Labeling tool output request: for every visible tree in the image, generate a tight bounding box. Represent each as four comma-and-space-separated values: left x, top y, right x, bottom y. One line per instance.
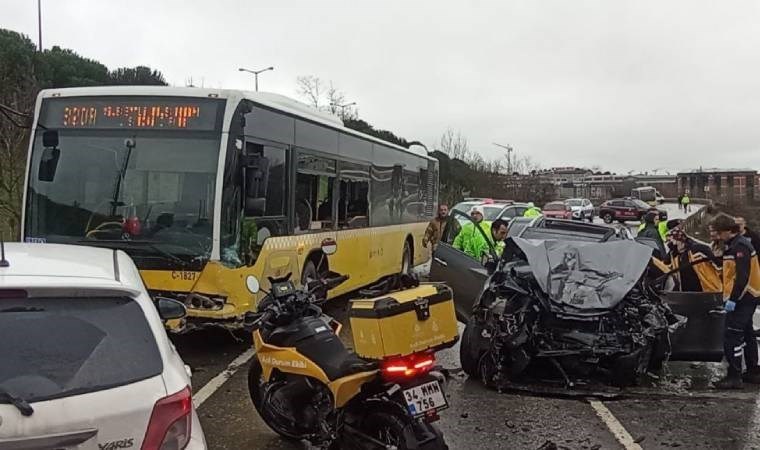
109, 66, 167, 85
295, 75, 408, 146
438, 128, 470, 161
0, 29, 38, 237
35, 45, 110, 88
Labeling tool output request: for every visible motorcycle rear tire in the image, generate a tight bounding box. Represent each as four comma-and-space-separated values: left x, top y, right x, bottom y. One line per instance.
357, 411, 448, 450
247, 359, 305, 441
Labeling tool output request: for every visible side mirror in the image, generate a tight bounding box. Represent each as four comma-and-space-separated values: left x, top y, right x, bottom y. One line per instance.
246, 275, 260, 294
156, 298, 187, 321
38, 147, 60, 182
42, 130, 59, 148
321, 238, 337, 255
245, 197, 266, 217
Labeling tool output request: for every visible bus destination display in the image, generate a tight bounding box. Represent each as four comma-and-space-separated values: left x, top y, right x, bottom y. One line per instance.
42, 97, 222, 131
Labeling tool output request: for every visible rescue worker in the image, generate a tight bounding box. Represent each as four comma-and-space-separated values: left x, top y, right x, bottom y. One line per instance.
736, 216, 760, 264
523, 202, 542, 218
711, 215, 760, 389
638, 209, 668, 241
638, 211, 663, 245
661, 222, 721, 292
475, 218, 509, 263
681, 193, 691, 213
453, 206, 490, 258
678, 194, 684, 212
422, 204, 449, 250
452, 207, 507, 260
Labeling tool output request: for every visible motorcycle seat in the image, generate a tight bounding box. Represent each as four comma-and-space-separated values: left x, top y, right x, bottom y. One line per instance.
297, 333, 378, 381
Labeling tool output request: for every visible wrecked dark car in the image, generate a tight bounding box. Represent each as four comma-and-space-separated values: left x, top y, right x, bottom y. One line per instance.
459, 236, 683, 387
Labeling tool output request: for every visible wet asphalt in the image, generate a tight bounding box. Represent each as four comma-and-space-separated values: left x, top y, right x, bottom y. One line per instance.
172, 203, 760, 449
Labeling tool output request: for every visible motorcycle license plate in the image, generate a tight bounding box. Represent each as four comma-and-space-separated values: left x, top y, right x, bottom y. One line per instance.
402, 380, 448, 418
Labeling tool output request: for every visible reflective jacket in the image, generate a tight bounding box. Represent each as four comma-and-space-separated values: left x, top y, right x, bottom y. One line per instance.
653, 240, 722, 292
452, 221, 504, 260
523, 207, 542, 218
722, 234, 760, 301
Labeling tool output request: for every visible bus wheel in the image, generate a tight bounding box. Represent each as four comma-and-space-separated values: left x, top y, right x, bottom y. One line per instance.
302, 260, 324, 299
401, 240, 412, 275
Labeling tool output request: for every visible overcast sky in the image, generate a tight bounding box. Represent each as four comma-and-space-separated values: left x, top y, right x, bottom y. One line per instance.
3, 0, 760, 173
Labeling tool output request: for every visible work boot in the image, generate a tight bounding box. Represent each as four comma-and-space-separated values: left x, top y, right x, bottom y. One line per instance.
743, 368, 760, 384
714, 375, 744, 390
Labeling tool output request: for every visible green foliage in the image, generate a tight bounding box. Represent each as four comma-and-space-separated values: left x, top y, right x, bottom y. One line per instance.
343, 118, 409, 148
109, 66, 167, 86
36, 46, 110, 88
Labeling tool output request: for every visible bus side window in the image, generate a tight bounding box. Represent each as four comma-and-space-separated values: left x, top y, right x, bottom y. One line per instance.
295, 153, 337, 233
338, 179, 369, 229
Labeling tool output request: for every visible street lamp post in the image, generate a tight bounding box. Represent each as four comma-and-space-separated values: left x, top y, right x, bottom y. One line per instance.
330, 102, 356, 119
37, 0, 42, 51
238, 66, 274, 91
493, 143, 513, 174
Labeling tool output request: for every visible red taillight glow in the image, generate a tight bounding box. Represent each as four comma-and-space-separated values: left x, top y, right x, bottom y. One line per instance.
381, 353, 435, 381
142, 386, 192, 450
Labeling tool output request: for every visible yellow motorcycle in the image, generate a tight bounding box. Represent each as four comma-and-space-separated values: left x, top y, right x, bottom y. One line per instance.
244, 243, 449, 449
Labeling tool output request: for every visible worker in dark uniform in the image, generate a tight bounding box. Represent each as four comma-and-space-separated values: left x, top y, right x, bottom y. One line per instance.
661, 221, 721, 292
712, 215, 760, 389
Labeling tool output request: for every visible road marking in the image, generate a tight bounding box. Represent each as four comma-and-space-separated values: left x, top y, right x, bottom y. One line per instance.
588, 399, 643, 450
193, 348, 256, 408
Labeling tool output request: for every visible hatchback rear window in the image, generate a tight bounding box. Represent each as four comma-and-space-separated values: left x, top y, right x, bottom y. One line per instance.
0, 297, 162, 403
544, 203, 567, 211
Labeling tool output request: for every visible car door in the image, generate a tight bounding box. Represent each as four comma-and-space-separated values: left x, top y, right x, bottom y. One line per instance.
634, 236, 725, 361
430, 211, 491, 320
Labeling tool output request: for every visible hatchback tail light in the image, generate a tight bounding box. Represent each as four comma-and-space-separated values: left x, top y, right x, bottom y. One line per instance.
380, 353, 435, 382
142, 386, 192, 450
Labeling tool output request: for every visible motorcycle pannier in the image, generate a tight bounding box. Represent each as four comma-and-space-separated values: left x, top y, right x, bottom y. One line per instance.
349, 283, 458, 360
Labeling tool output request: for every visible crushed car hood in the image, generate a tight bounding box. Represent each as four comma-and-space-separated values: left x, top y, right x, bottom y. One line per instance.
509, 237, 653, 311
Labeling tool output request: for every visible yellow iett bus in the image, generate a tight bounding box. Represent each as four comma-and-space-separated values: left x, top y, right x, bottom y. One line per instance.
22, 87, 438, 332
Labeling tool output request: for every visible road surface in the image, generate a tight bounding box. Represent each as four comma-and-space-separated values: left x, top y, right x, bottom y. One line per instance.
174, 203, 760, 449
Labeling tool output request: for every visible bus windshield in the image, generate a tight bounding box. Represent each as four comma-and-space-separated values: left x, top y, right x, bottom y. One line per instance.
25, 129, 220, 268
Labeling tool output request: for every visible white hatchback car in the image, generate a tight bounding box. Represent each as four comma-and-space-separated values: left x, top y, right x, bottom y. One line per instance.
0, 243, 206, 449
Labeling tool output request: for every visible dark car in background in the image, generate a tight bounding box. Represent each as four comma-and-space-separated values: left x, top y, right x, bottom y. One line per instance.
598, 198, 667, 224
430, 213, 724, 364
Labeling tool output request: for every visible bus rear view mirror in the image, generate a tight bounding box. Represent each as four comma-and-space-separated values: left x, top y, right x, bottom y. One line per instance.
42, 130, 59, 148
245, 197, 266, 217
38, 147, 60, 182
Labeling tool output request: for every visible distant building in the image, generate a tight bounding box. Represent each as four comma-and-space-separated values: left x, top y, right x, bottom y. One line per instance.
677, 168, 759, 202
539, 167, 593, 185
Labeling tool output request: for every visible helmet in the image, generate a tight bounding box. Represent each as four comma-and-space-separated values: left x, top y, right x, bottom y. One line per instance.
527, 202, 535, 208
470, 205, 485, 216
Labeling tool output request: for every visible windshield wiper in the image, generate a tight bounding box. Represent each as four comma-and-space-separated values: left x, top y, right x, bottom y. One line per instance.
77, 239, 189, 267
0, 389, 34, 416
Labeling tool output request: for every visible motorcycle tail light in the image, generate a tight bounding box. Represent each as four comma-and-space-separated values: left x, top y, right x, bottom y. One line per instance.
142, 386, 192, 450
380, 353, 435, 381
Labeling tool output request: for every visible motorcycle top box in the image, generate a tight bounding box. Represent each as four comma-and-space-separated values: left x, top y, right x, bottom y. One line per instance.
349, 283, 458, 360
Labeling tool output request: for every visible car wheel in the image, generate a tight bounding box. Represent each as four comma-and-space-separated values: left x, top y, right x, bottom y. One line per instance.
603, 213, 613, 224
461, 317, 486, 378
